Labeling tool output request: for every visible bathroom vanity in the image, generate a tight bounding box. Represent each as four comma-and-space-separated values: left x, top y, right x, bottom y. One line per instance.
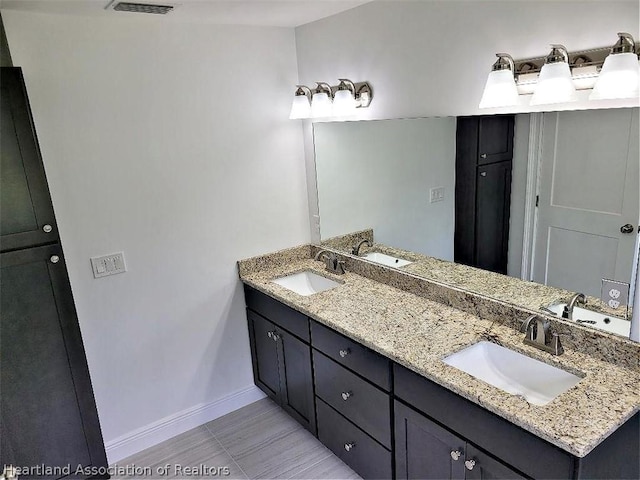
238, 245, 639, 480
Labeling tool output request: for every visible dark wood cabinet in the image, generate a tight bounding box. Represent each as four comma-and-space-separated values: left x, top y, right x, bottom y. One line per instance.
475, 161, 512, 273
244, 290, 639, 480
1, 245, 108, 476
245, 288, 316, 434
395, 400, 466, 480
1, 67, 108, 478
313, 350, 391, 448
395, 400, 525, 480
464, 445, 526, 480
477, 115, 514, 165
455, 115, 514, 274
0, 67, 58, 252
309, 320, 393, 479
316, 399, 393, 480
311, 320, 391, 391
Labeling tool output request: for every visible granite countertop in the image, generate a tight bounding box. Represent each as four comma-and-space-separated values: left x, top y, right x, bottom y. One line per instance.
238, 247, 640, 458
321, 230, 629, 320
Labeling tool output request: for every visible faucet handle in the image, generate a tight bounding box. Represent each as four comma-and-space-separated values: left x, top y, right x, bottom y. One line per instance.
550, 332, 565, 355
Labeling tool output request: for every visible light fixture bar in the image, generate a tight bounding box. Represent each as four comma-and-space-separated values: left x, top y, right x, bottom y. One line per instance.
513, 41, 640, 96
289, 79, 373, 120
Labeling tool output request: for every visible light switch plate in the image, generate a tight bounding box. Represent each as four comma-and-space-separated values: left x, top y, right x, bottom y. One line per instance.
430, 187, 445, 203
91, 252, 127, 278
601, 278, 629, 310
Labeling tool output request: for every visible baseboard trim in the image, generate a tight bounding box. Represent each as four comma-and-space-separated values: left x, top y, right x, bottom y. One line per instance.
105, 385, 266, 464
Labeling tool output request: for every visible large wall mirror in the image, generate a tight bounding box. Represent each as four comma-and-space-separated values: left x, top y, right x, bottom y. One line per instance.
313, 108, 639, 339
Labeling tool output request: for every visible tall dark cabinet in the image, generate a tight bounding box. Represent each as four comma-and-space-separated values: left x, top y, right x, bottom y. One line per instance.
454, 115, 514, 275
1, 67, 108, 477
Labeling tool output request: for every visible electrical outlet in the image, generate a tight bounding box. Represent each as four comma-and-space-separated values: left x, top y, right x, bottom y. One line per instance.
91, 252, 127, 279
601, 279, 629, 310
430, 187, 445, 203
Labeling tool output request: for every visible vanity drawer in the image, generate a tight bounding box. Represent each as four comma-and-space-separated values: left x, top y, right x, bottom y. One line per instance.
393, 363, 573, 480
316, 398, 392, 480
311, 320, 391, 391
244, 285, 309, 342
313, 350, 391, 448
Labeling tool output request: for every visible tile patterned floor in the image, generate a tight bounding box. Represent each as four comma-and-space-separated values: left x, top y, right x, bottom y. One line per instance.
113, 398, 361, 479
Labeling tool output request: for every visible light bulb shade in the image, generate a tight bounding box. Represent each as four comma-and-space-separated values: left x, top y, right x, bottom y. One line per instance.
333, 89, 357, 115
530, 62, 577, 105
479, 69, 519, 108
590, 52, 640, 100
289, 94, 311, 119
311, 92, 332, 118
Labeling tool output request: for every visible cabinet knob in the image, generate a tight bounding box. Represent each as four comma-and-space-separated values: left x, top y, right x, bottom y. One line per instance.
450, 450, 462, 461
480, 153, 487, 159
620, 223, 634, 234
341, 391, 352, 401
50, 255, 60, 264
42, 224, 53, 233
272, 333, 280, 342
344, 442, 355, 452
339, 348, 350, 358
267, 331, 273, 339
465, 459, 476, 471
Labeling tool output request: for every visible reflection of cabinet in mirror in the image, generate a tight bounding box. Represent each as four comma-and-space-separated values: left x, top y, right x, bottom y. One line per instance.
454, 115, 515, 274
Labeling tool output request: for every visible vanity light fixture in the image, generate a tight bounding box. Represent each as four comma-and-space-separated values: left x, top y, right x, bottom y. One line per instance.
288, 79, 373, 120
590, 33, 640, 100
289, 85, 312, 119
479, 33, 640, 108
332, 79, 358, 116
479, 53, 520, 108
311, 82, 334, 118
530, 45, 577, 105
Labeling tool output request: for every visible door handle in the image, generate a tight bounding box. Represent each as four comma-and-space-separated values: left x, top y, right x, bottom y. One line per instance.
620, 224, 634, 234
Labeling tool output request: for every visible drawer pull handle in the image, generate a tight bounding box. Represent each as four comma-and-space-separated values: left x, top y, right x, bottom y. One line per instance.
341, 391, 352, 401
450, 450, 462, 461
344, 442, 355, 452
339, 348, 351, 358
465, 459, 476, 471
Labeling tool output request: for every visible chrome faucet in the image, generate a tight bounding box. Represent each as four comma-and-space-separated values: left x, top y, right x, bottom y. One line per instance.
314, 249, 346, 275
351, 239, 371, 256
562, 293, 586, 320
520, 314, 564, 355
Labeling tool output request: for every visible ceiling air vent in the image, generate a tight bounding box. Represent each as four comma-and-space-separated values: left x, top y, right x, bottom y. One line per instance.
110, 2, 174, 14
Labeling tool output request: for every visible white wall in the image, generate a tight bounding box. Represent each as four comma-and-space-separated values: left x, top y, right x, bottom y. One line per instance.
2, 9, 309, 460
296, 1, 639, 121
314, 117, 455, 260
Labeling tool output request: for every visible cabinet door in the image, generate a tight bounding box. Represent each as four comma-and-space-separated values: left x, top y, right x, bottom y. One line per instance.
1, 67, 58, 252
464, 445, 526, 480
475, 160, 512, 274
247, 310, 280, 400
478, 115, 514, 165
277, 329, 316, 434
0, 244, 107, 475
395, 400, 466, 480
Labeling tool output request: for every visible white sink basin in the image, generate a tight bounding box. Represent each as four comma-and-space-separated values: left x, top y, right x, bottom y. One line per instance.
443, 341, 581, 406
545, 303, 630, 337
363, 252, 412, 268
271, 270, 341, 296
